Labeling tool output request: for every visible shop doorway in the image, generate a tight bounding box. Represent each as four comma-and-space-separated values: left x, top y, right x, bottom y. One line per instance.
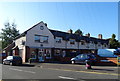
38, 48, 51, 62
38, 49, 45, 62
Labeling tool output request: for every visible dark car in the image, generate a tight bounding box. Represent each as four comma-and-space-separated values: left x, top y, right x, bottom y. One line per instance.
71, 54, 97, 65
3, 56, 22, 66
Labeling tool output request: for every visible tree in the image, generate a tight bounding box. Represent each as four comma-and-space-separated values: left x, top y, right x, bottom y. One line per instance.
74, 29, 83, 36
0, 22, 20, 49
109, 34, 120, 49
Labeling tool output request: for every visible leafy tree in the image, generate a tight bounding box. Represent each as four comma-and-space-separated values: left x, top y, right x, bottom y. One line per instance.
74, 29, 83, 36
109, 34, 120, 49
0, 22, 20, 49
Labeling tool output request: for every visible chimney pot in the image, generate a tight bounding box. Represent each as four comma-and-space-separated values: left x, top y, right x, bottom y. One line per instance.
98, 34, 102, 39
68, 29, 73, 34
86, 33, 90, 37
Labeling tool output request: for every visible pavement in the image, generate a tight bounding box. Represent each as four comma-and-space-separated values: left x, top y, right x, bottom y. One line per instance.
26, 62, 120, 74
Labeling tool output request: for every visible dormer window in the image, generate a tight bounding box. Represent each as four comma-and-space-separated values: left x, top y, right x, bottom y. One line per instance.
80, 40, 85, 45
90, 41, 94, 44
70, 39, 75, 44
56, 37, 62, 43
98, 42, 101, 47
104, 43, 107, 47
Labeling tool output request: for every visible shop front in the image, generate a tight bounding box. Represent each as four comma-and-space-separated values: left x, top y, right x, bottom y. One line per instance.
29, 47, 52, 62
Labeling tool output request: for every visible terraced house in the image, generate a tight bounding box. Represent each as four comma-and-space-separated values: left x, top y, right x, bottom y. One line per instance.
4, 21, 109, 63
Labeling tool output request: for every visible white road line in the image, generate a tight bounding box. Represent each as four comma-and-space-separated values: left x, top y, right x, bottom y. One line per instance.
9, 68, 23, 71
23, 70, 36, 74
9, 68, 36, 74
58, 76, 75, 80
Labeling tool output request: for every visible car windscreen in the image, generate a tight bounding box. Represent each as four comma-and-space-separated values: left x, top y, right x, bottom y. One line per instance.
13, 56, 21, 60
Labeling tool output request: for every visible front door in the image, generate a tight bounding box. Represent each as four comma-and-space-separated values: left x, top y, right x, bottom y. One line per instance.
38, 49, 45, 62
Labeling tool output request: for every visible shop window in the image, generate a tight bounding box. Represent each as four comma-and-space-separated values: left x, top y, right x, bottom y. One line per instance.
31, 51, 36, 59
56, 37, 62, 43
45, 49, 51, 59
70, 39, 75, 44
54, 49, 61, 56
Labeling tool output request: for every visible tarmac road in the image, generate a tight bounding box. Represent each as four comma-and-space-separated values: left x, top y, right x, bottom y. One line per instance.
1, 63, 119, 80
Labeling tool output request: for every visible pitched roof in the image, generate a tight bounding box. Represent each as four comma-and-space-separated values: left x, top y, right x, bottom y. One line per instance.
14, 21, 44, 40
49, 29, 109, 44
14, 21, 109, 44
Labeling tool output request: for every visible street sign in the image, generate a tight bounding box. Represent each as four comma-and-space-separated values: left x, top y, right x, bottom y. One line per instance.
117, 56, 120, 65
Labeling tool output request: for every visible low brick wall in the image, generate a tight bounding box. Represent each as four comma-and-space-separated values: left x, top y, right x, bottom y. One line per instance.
96, 56, 118, 65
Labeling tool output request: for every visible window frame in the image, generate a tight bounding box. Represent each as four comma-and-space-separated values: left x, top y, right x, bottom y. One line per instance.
70, 39, 75, 44
34, 35, 48, 43
55, 37, 62, 43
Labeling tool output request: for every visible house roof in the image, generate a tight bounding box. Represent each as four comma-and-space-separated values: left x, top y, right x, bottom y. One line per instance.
49, 29, 109, 44
14, 21, 109, 44
14, 21, 44, 40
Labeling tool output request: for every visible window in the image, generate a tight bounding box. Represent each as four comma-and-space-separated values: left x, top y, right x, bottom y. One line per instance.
54, 49, 61, 56
56, 37, 62, 43
98, 42, 101, 47
34, 35, 48, 43
90, 41, 94, 44
80, 40, 85, 45
104, 44, 107, 47
70, 39, 75, 44
42, 36, 48, 43
35, 35, 40, 42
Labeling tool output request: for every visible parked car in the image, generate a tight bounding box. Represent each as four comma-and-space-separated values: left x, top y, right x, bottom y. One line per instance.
71, 54, 97, 65
3, 56, 22, 66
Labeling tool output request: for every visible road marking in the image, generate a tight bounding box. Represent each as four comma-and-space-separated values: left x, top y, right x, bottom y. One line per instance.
44, 63, 118, 68
23, 70, 36, 74
58, 76, 75, 80
47, 68, 119, 76
9, 68, 23, 71
9, 68, 36, 74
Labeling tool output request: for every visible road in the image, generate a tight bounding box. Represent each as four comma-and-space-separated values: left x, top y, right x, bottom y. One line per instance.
1, 64, 119, 80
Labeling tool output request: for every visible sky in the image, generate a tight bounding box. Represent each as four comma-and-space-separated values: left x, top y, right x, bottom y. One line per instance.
0, 2, 118, 40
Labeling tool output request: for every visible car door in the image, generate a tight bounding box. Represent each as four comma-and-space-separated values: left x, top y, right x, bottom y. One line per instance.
5, 56, 12, 64
75, 55, 81, 63
80, 54, 87, 63
76, 54, 84, 63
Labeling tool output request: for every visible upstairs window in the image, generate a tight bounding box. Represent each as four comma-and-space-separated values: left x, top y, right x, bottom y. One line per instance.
56, 37, 62, 43
80, 40, 85, 45
35, 35, 40, 42
104, 44, 107, 47
90, 41, 94, 44
70, 39, 75, 44
42, 36, 48, 43
34, 35, 48, 43
98, 42, 101, 47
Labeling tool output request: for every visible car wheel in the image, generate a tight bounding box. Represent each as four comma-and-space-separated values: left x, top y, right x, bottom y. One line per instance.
71, 60, 75, 64
10, 62, 13, 66
3, 61, 6, 65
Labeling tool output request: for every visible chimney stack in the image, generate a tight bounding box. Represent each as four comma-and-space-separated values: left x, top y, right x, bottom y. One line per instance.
68, 29, 73, 34
98, 34, 102, 39
85, 33, 90, 37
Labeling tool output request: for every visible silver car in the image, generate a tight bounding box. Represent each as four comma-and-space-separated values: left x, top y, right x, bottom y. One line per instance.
71, 54, 97, 65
